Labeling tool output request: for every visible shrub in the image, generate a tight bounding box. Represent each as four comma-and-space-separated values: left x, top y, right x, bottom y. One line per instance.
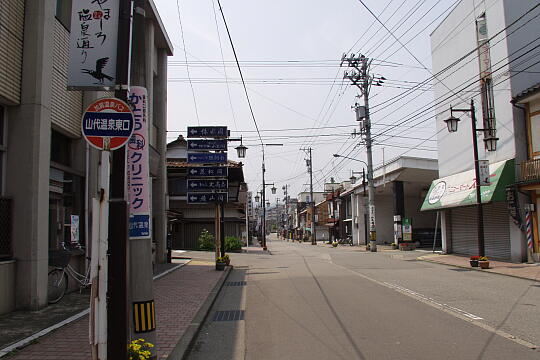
198, 229, 215, 251
225, 236, 244, 252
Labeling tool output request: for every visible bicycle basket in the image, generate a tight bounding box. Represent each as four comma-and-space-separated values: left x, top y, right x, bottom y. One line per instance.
48, 250, 71, 267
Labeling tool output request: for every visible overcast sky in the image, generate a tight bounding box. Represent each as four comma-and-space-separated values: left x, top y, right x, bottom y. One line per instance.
154, 0, 458, 203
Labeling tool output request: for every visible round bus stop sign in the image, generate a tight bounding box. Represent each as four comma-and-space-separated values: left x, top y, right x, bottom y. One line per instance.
82, 98, 134, 151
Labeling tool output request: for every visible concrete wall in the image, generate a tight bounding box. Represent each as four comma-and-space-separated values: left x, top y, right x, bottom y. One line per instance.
0, 260, 15, 314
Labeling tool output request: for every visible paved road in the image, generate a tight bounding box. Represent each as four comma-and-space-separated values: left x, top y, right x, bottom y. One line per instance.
187, 236, 540, 360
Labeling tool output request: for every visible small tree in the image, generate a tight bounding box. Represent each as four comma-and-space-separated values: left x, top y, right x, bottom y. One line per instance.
198, 229, 215, 251
225, 236, 243, 252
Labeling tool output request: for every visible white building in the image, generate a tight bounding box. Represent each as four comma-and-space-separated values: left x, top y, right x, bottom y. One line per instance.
424, 0, 540, 261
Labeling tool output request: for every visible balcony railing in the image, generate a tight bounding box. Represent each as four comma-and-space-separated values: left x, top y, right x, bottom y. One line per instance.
519, 159, 540, 182
0, 198, 12, 260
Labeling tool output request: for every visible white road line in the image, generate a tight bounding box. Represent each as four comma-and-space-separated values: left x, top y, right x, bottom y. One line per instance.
383, 282, 484, 320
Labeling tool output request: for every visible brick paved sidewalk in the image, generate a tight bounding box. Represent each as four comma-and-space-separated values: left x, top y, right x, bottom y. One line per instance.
4, 260, 224, 360
419, 253, 540, 281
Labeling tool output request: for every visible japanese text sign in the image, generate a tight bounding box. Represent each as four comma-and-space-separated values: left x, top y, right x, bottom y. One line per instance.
187, 126, 228, 138
68, 0, 119, 89
187, 179, 228, 191
82, 97, 134, 150
127, 86, 151, 239
187, 152, 227, 164
187, 139, 227, 151
188, 166, 228, 177
187, 192, 228, 204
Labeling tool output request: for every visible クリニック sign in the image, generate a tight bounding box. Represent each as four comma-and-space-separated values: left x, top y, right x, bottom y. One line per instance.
67, 0, 119, 89
127, 86, 151, 239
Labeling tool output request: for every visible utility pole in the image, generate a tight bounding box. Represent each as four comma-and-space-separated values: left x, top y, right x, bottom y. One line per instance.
301, 148, 317, 245
282, 184, 288, 240
341, 54, 385, 252
262, 162, 267, 250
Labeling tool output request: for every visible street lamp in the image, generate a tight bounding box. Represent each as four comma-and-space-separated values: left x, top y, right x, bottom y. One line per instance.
271, 185, 276, 194
445, 99, 498, 257
254, 193, 260, 203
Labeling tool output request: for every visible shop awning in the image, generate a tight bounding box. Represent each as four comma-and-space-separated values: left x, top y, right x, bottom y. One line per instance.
420, 159, 514, 211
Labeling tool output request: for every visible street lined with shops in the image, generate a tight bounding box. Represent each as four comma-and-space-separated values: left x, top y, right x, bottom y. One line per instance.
188, 235, 540, 360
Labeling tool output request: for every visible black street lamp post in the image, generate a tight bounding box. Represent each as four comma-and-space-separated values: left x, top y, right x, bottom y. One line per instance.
445, 99, 498, 257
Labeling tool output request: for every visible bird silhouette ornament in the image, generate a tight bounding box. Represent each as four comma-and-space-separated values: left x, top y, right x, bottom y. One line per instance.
81, 57, 114, 84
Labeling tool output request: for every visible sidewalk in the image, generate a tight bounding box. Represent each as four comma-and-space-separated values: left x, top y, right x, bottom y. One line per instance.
418, 253, 540, 282
1, 259, 229, 359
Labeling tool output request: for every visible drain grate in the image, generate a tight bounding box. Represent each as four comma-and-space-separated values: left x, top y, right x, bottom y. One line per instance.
225, 281, 247, 286
212, 310, 245, 322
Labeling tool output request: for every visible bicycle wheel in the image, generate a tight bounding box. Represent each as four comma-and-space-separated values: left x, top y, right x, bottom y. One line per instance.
48, 268, 68, 304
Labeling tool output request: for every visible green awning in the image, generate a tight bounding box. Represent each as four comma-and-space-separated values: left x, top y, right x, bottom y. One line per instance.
421, 159, 514, 211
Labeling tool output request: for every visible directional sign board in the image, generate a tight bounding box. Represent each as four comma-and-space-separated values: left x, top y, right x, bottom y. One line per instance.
187, 126, 228, 138
187, 192, 228, 204
188, 179, 228, 191
82, 98, 134, 151
188, 139, 227, 151
187, 152, 227, 164
188, 166, 228, 177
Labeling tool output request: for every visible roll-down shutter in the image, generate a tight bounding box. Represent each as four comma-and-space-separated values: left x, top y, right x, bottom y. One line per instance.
450, 202, 511, 260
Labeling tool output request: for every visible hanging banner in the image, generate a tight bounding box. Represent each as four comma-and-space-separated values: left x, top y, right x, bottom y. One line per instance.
68, 0, 119, 89
127, 87, 151, 239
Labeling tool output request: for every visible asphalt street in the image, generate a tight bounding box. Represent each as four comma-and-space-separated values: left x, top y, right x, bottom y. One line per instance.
187, 235, 540, 360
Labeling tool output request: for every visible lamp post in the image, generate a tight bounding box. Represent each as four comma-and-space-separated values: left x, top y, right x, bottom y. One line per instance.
445, 99, 498, 257
260, 144, 282, 251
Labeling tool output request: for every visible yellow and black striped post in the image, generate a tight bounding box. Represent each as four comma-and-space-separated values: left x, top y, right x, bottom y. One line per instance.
133, 300, 156, 333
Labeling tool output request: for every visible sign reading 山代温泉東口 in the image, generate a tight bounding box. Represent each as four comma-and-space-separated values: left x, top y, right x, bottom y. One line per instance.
82, 97, 134, 150
187, 126, 228, 138
127, 87, 151, 239
67, 0, 119, 89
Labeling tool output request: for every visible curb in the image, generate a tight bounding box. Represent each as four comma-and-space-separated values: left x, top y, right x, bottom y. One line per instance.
418, 256, 540, 282
0, 261, 190, 358
166, 266, 233, 360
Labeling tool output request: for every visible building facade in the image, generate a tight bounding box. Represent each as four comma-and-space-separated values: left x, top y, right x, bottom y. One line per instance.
426, 0, 540, 261
0, 0, 172, 314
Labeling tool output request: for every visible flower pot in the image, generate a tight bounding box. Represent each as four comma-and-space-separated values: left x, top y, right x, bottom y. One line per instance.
470, 260, 479, 267
479, 261, 490, 269
332, 242, 338, 248
215, 262, 226, 271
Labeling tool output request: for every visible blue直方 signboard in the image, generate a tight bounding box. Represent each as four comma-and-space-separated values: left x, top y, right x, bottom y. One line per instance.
187, 139, 227, 151
187, 126, 228, 138
188, 166, 228, 177
187, 152, 227, 164
188, 179, 228, 191
187, 192, 228, 204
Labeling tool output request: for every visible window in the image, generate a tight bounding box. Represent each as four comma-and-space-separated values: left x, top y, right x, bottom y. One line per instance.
51, 130, 72, 167
56, 0, 72, 30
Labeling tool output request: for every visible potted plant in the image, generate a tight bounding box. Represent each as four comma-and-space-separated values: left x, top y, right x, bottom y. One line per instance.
469, 256, 480, 267
216, 256, 227, 271
222, 254, 230, 266
390, 242, 398, 250
478, 256, 490, 269
332, 240, 338, 247
128, 338, 154, 360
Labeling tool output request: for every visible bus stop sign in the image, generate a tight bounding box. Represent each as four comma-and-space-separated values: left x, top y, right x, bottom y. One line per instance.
82, 97, 134, 151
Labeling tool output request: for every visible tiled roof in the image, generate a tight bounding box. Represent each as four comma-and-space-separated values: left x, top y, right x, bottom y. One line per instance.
167, 160, 243, 168
512, 82, 540, 103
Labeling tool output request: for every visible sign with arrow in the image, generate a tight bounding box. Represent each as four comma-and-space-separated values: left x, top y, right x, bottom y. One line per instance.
187, 126, 228, 138
188, 179, 228, 191
188, 166, 228, 177
188, 139, 227, 151
187, 192, 228, 204
187, 152, 227, 164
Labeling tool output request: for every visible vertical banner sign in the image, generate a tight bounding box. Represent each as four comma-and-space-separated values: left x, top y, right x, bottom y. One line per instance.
478, 160, 490, 186
70, 215, 80, 245
402, 218, 413, 242
68, 0, 119, 89
127, 87, 151, 239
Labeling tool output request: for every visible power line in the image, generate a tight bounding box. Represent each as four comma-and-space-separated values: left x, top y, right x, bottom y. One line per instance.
176, 0, 200, 125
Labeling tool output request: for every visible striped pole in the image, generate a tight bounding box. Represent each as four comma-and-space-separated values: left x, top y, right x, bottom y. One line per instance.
526, 211, 533, 250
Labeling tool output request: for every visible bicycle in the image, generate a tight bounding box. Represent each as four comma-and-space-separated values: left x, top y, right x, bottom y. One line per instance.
47, 247, 91, 304
337, 236, 354, 246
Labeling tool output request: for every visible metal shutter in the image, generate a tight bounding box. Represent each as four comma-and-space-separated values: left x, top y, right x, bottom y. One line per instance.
52, 20, 83, 137
0, 0, 24, 104
450, 202, 511, 260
